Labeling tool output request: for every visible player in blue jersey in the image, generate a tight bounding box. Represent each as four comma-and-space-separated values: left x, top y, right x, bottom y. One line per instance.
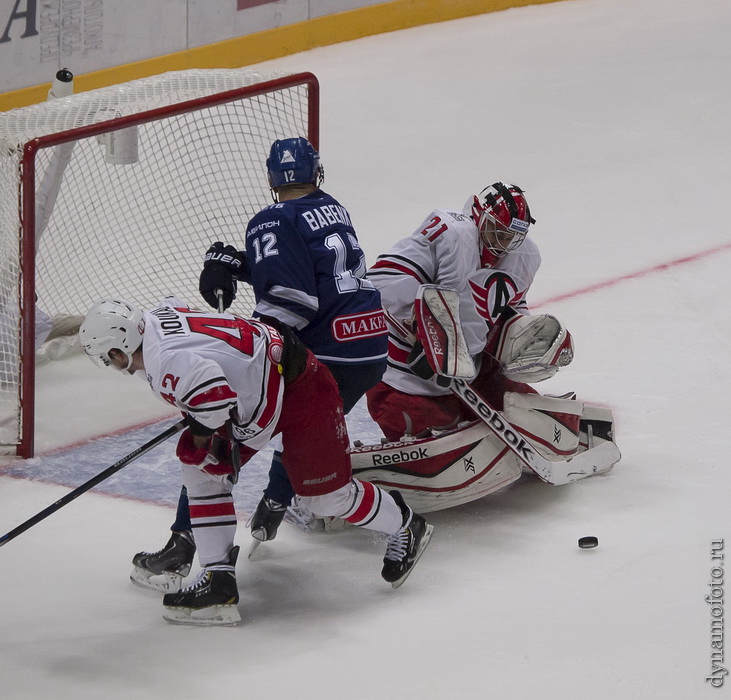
130, 138, 388, 592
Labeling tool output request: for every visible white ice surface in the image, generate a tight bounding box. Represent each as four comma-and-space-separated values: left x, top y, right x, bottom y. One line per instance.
2, 0, 731, 697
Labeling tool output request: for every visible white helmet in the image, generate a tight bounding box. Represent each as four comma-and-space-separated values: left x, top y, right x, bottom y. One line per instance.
79, 298, 144, 371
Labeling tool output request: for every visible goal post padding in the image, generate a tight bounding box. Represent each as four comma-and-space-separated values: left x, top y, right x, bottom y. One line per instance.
0, 69, 319, 457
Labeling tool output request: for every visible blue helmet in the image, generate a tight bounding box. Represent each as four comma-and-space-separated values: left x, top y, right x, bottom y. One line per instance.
266, 137, 324, 189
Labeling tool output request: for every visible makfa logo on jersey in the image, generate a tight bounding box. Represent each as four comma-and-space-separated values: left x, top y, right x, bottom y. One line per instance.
332, 310, 387, 342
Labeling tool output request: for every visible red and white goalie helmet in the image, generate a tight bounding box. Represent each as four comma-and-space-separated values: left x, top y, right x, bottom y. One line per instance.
464, 182, 535, 255
79, 298, 145, 371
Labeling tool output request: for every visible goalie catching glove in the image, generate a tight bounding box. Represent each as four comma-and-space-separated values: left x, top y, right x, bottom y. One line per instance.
198, 242, 251, 310
495, 313, 574, 383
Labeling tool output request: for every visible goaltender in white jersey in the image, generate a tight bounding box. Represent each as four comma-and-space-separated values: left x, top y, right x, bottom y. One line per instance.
368, 182, 541, 416
370, 206, 540, 397
359, 182, 618, 512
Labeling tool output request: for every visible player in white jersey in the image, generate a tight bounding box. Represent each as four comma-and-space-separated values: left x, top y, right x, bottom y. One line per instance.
79, 297, 433, 625
367, 182, 571, 442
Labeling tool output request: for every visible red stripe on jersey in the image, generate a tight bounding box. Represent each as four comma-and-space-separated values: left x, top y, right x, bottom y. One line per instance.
189, 500, 236, 519
254, 357, 282, 430
370, 259, 427, 284
348, 480, 377, 524
188, 383, 237, 408
388, 340, 411, 364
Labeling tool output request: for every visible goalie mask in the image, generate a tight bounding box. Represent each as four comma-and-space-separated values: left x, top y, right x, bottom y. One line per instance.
464, 182, 535, 256
266, 137, 324, 193
79, 298, 144, 371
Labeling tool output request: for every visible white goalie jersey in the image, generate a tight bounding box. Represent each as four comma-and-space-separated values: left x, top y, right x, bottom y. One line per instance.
368, 208, 541, 396
141, 298, 286, 450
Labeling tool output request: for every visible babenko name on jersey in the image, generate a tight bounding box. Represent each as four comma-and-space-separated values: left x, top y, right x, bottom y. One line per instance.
301, 203, 353, 231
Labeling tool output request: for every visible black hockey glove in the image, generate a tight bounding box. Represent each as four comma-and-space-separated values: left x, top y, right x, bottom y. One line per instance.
406, 340, 451, 387
407, 340, 435, 380
199, 242, 249, 310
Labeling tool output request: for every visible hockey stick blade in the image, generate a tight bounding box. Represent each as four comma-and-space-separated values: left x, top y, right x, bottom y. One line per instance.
450, 378, 620, 486
0, 419, 186, 549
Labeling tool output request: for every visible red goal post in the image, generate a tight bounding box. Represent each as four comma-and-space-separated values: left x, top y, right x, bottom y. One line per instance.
0, 69, 319, 457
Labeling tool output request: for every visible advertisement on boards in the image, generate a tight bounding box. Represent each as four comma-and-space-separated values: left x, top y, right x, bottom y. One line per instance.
1, 0, 385, 95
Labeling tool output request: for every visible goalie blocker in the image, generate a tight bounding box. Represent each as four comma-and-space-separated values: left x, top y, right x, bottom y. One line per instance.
413, 285, 476, 380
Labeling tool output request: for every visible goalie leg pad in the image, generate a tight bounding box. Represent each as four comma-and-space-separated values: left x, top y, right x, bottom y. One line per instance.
350, 421, 523, 512
578, 404, 616, 449
503, 391, 583, 457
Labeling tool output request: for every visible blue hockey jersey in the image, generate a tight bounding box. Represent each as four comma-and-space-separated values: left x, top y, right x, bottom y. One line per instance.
244, 190, 387, 364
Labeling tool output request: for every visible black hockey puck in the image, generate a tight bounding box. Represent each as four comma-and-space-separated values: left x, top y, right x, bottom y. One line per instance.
56, 68, 74, 82
578, 536, 598, 549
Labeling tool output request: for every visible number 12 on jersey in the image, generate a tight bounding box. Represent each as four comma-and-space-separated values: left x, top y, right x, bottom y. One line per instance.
325, 232, 375, 294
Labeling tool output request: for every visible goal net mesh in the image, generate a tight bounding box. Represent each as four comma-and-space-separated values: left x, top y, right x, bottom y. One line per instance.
0, 68, 317, 453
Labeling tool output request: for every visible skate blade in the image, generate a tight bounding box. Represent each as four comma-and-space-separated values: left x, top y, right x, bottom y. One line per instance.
247, 538, 262, 559
130, 567, 184, 593
391, 523, 435, 590
162, 604, 241, 627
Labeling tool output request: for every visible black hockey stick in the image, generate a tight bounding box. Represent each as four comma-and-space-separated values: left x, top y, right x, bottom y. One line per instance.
0, 419, 186, 548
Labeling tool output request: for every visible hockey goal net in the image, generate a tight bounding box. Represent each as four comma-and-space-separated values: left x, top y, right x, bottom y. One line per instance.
0, 69, 319, 457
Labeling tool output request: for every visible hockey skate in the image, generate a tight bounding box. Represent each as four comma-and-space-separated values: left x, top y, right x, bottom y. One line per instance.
162, 546, 241, 626
130, 530, 196, 593
381, 491, 434, 589
246, 496, 287, 557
